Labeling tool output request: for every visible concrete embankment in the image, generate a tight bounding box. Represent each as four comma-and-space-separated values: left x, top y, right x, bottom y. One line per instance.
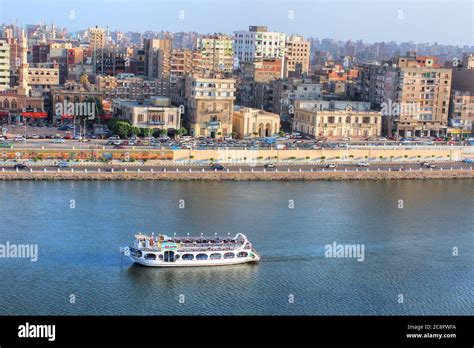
1, 170, 472, 181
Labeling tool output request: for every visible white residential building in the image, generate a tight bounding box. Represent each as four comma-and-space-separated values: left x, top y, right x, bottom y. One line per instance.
233, 25, 286, 76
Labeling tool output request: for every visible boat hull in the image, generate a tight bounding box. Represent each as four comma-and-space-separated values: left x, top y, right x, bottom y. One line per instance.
129, 253, 260, 267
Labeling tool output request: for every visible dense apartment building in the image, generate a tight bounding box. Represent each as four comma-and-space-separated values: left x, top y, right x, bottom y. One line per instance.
196, 34, 233, 74
293, 100, 382, 139
449, 58, 474, 137
144, 38, 171, 95
170, 49, 194, 81
27, 62, 60, 91
0, 39, 9, 90
232, 106, 280, 138
284, 35, 310, 78
237, 58, 282, 108
97, 74, 164, 100
184, 75, 236, 138
113, 96, 181, 131
361, 55, 452, 137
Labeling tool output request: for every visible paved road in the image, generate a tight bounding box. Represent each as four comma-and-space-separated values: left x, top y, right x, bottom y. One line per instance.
1, 162, 472, 173
4, 139, 472, 151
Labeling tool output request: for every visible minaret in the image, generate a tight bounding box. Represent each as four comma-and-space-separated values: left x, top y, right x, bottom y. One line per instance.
18, 30, 30, 96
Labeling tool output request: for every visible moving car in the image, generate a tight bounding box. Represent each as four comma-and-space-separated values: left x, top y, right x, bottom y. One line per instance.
14, 136, 25, 142
462, 158, 473, 163
357, 162, 370, 167
211, 164, 225, 171
58, 161, 70, 168
326, 164, 337, 168
264, 163, 275, 168
422, 162, 436, 168
14, 163, 27, 169
52, 138, 65, 143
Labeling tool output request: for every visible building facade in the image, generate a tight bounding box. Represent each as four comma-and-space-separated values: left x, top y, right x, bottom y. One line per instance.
293, 101, 381, 139
284, 35, 310, 78
184, 76, 236, 138
113, 97, 180, 131
232, 106, 280, 138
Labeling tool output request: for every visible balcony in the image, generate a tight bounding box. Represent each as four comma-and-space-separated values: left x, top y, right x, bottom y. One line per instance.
147, 120, 165, 125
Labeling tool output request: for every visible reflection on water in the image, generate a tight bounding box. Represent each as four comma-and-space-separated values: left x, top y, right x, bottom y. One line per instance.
125, 263, 258, 286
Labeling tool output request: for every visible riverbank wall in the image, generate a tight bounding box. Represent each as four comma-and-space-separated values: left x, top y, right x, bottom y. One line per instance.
1, 170, 472, 181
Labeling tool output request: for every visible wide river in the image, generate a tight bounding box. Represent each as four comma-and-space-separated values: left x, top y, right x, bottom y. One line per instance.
0, 180, 472, 315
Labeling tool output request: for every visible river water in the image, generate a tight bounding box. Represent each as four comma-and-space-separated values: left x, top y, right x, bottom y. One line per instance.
0, 180, 472, 315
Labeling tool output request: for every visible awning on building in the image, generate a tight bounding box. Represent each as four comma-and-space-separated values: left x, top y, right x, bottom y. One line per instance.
21, 112, 48, 119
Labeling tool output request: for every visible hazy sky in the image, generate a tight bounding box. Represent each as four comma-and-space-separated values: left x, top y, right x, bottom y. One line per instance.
0, 0, 472, 46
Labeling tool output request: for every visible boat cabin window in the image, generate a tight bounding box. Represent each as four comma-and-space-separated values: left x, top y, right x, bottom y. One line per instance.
144, 253, 157, 260
223, 252, 235, 259
182, 254, 194, 260
131, 249, 142, 257
237, 252, 248, 258
210, 253, 222, 259
158, 254, 163, 260
196, 253, 208, 260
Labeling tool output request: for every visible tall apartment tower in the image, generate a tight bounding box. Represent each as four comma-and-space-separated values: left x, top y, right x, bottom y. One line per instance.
88, 27, 106, 49
17, 30, 30, 96
394, 57, 452, 137
233, 25, 285, 77
144, 38, 171, 78
284, 35, 310, 78
0, 39, 10, 90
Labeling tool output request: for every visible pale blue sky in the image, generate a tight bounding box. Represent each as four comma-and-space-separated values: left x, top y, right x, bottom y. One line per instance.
0, 0, 472, 45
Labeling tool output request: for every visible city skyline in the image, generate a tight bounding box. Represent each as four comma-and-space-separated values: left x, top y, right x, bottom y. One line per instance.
0, 0, 473, 46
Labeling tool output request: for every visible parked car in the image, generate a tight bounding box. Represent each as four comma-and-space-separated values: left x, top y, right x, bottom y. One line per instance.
0, 141, 12, 148
14, 136, 24, 142
52, 138, 65, 143
357, 162, 370, 167
30, 134, 40, 139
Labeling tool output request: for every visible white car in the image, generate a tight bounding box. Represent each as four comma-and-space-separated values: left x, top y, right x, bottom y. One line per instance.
357, 162, 370, 167
326, 163, 337, 168
14, 136, 25, 142
52, 138, 65, 143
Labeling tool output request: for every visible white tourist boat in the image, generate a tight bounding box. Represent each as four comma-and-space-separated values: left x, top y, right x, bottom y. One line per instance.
121, 233, 260, 267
